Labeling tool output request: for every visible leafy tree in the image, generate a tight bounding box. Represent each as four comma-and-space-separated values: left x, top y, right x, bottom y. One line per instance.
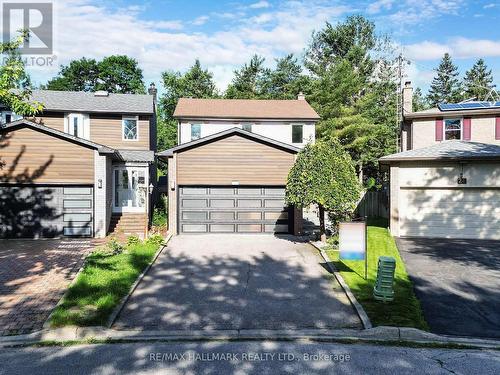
462, 59, 494, 101
157, 60, 218, 161
45, 58, 98, 91
0, 31, 43, 116
427, 53, 461, 106
97, 55, 145, 94
285, 139, 361, 241
44, 55, 145, 94
225, 55, 269, 99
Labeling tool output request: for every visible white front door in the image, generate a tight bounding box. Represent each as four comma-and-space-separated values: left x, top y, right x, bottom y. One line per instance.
113, 167, 148, 212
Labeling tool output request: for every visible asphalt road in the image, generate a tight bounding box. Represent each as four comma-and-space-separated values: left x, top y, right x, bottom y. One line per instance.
0, 341, 498, 374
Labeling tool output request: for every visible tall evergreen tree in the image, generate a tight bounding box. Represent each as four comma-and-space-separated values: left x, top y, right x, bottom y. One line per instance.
462, 59, 494, 101
427, 53, 461, 106
261, 54, 312, 99
412, 87, 428, 112
225, 55, 268, 99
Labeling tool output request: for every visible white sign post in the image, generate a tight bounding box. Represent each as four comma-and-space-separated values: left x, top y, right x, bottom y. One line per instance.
339, 221, 367, 279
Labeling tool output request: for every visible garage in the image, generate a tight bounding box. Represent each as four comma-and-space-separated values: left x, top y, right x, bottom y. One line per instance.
399, 188, 500, 239
0, 185, 94, 238
159, 128, 301, 235
380, 141, 500, 240
178, 186, 290, 233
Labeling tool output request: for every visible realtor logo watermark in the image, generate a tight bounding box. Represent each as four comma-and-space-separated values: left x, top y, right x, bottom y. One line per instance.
2, 2, 56, 67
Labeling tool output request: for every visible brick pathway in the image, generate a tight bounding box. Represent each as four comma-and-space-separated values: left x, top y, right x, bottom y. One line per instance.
0, 239, 94, 336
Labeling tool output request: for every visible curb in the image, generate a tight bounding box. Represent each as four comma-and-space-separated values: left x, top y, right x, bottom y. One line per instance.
106, 233, 173, 328
309, 241, 373, 330
2, 326, 500, 349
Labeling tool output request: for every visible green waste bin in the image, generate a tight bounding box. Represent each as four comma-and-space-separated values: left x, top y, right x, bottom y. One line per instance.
373, 256, 396, 302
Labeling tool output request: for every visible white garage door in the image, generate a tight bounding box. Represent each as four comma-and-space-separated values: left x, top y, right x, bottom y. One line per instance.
399, 188, 500, 239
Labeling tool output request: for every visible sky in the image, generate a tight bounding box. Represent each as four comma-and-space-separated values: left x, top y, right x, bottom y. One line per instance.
3, 0, 500, 95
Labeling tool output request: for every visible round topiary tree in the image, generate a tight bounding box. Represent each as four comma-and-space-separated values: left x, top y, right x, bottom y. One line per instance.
285, 139, 361, 241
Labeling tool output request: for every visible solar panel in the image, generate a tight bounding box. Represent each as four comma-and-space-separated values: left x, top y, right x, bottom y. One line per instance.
438, 101, 500, 111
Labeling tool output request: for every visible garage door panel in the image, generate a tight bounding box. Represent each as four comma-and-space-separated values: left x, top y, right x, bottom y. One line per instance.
179, 186, 290, 234
400, 188, 500, 240
1, 185, 93, 238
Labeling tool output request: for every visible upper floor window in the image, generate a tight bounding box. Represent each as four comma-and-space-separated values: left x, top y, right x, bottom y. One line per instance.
66, 113, 89, 139
292, 124, 303, 143
191, 124, 201, 140
241, 123, 253, 132
122, 116, 138, 141
444, 118, 461, 140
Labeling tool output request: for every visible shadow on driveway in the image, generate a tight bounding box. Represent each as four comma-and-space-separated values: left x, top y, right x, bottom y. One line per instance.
114, 234, 361, 331
396, 237, 500, 339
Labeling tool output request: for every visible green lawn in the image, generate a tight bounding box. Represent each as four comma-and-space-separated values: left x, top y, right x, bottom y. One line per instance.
49, 239, 163, 327
326, 218, 428, 330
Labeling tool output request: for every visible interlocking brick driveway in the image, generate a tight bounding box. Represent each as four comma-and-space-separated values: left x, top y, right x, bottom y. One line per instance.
0, 239, 93, 336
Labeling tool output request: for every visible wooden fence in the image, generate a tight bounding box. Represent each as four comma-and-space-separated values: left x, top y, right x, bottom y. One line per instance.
356, 190, 389, 219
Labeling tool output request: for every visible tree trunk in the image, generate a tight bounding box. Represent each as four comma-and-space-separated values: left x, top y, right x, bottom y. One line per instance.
318, 204, 326, 243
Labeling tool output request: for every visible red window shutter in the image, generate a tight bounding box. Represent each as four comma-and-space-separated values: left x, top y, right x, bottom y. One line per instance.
435, 119, 443, 141
463, 117, 471, 141
496, 117, 500, 140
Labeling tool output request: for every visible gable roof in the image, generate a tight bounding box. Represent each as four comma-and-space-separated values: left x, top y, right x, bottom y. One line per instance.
379, 141, 500, 163
4, 90, 154, 114
404, 105, 500, 120
157, 127, 300, 157
173, 98, 320, 120
0, 119, 115, 154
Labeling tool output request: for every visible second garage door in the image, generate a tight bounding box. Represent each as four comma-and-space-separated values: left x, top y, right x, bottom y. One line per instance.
179, 186, 291, 233
399, 188, 500, 239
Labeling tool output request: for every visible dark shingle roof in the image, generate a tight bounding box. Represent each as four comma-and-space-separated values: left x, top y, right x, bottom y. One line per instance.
380, 141, 500, 163
21, 90, 154, 114
115, 150, 155, 162
173, 98, 320, 120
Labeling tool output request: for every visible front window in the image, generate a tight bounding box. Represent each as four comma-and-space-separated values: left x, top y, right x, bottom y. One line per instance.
191, 124, 201, 140
444, 119, 462, 140
292, 124, 303, 143
242, 123, 253, 132
123, 117, 138, 140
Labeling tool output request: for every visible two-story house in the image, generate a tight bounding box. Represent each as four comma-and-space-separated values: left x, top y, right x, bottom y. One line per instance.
380, 82, 500, 240
0, 87, 157, 239
158, 95, 320, 235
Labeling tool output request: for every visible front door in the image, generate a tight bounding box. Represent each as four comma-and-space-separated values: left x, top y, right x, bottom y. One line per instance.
113, 167, 148, 213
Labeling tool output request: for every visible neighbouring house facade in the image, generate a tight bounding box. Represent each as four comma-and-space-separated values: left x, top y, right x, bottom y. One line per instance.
0, 88, 157, 239
158, 96, 320, 235
380, 82, 500, 240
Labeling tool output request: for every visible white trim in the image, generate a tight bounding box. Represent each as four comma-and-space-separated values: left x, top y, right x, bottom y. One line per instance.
112, 165, 148, 213
122, 115, 139, 142
443, 117, 463, 141
65, 113, 90, 140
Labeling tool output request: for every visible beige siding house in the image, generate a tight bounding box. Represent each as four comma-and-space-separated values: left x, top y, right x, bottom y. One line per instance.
0, 88, 157, 239
381, 82, 500, 240
158, 96, 320, 235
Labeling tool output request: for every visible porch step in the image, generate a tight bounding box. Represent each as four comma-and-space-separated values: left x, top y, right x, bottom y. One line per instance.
108, 213, 148, 239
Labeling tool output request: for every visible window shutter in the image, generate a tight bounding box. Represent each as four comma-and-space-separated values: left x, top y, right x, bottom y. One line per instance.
496, 117, 500, 140
463, 117, 471, 141
435, 119, 443, 141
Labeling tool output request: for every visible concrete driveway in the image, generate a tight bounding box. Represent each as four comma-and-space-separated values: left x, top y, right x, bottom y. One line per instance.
396, 238, 500, 338
114, 234, 361, 331
0, 239, 93, 335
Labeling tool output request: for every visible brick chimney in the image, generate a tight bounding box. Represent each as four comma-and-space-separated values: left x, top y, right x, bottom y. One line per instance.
402, 81, 413, 114
148, 82, 158, 105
